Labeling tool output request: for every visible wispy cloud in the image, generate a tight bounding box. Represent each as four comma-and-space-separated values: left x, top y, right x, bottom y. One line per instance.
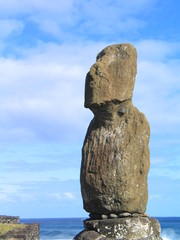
50, 192, 76, 201
150, 157, 167, 166
0, 0, 75, 16
0, 183, 22, 203
0, 0, 157, 41
149, 194, 162, 200
0, 0, 179, 218
136, 40, 180, 61
1, 40, 179, 145
133, 40, 180, 136
0, 19, 24, 38
0, 39, 179, 186
64, 192, 76, 200
0, 42, 105, 143
150, 165, 180, 180
18, 193, 36, 202
0, 179, 79, 207
0, 193, 13, 202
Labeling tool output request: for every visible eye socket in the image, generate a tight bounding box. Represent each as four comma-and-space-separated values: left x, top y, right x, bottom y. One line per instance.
118, 107, 127, 116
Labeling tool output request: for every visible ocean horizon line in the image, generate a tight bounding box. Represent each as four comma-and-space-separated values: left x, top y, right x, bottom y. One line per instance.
20, 216, 180, 219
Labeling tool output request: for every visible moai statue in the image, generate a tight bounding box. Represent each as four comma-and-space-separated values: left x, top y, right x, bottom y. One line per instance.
74, 44, 161, 240
81, 44, 150, 215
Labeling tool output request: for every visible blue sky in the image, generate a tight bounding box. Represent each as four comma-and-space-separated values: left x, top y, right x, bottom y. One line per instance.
0, 0, 179, 218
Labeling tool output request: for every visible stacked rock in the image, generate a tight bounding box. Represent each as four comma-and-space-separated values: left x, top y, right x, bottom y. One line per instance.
74, 44, 162, 240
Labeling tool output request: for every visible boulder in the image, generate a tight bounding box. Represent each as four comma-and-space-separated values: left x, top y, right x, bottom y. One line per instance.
77, 217, 162, 240
74, 230, 109, 240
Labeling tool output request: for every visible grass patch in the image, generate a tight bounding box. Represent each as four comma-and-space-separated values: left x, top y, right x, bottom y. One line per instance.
0, 223, 26, 235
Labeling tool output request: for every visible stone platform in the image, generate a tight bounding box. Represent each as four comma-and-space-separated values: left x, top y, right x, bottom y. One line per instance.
0, 216, 39, 240
74, 217, 162, 240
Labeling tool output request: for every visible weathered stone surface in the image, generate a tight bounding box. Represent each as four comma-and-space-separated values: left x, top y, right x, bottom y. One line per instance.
0, 216, 19, 224
85, 44, 137, 108
76, 43, 161, 239
82, 217, 162, 240
81, 99, 150, 214
74, 230, 109, 240
132, 213, 141, 217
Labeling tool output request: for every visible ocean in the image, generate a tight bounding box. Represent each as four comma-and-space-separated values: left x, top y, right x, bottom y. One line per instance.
21, 217, 180, 240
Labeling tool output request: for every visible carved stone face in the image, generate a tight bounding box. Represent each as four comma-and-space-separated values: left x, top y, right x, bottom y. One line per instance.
81, 43, 150, 215
84, 44, 137, 109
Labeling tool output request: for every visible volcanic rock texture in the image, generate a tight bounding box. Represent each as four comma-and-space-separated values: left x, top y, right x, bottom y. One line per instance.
74, 217, 161, 240
81, 44, 150, 215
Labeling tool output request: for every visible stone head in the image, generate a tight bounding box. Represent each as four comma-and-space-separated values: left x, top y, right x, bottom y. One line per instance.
84, 44, 137, 111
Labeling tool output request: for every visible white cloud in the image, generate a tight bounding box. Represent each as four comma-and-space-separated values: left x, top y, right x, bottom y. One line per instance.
64, 192, 76, 200
27, 0, 75, 14
151, 157, 167, 165
0, 19, 24, 38
0, 184, 22, 194
1, 167, 80, 184
136, 40, 180, 61
0, 0, 157, 39
0, 39, 179, 144
0, 0, 179, 218
0, 0, 76, 38
50, 192, 76, 201
0, 0, 155, 16
0, 0, 75, 16
0, 185, 36, 203
0, 184, 22, 202
33, 19, 63, 37
0, 179, 79, 205
0, 127, 36, 142
0, 42, 104, 142
0, 37, 179, 185
19, 193, 36, 202
151, 167, 180, 180
133, 41, 180, 135
149, 194, 161, 200
0, 193, 13, 202
69, 0, 156, 39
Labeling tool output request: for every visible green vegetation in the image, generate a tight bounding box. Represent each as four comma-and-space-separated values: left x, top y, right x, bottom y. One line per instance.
0, 223, 26, 235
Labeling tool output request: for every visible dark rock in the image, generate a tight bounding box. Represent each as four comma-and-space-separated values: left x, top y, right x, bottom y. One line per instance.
89, 213, 101, 220
83, 217, 161, 240
74, 230, 108, 240
0, 215, 19, 224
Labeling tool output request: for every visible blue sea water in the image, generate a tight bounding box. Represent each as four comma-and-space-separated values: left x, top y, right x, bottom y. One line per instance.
21, 217, 180, 240
158, 217, 180, 240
